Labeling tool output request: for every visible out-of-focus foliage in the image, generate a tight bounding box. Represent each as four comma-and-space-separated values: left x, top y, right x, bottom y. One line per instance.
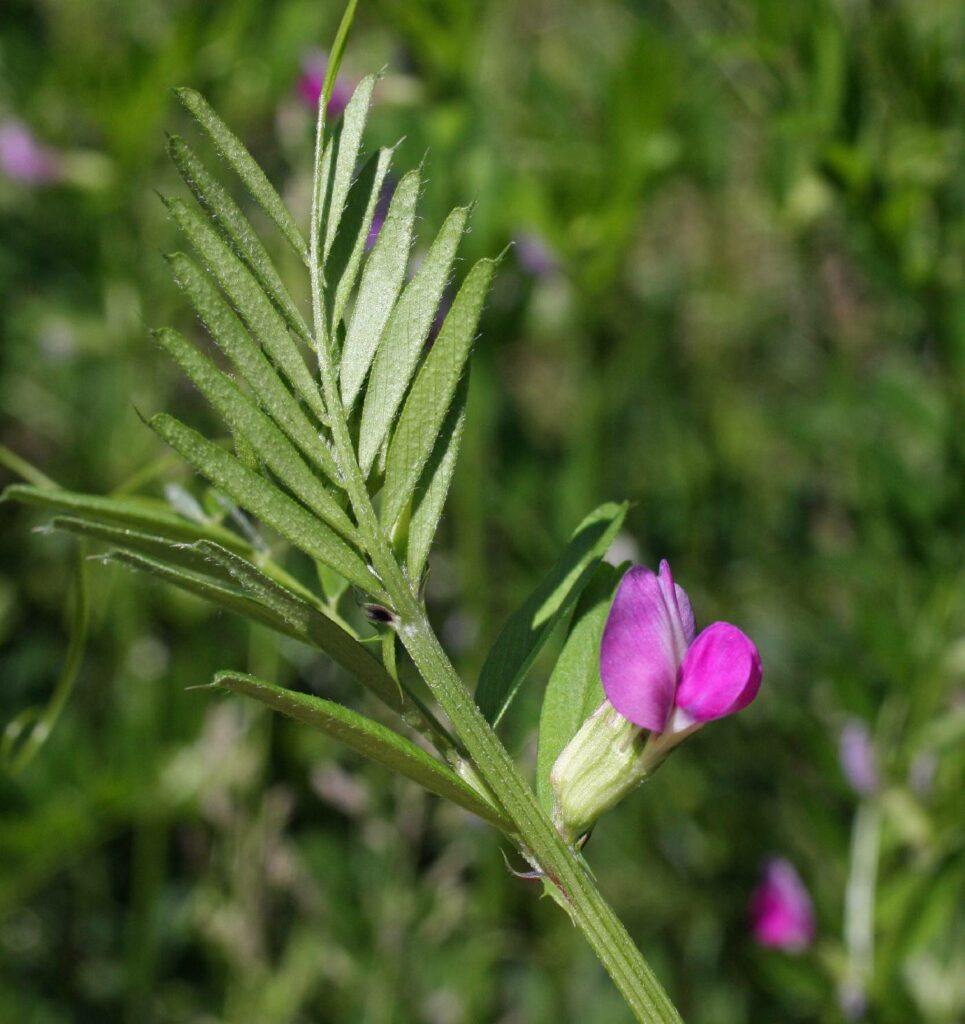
0, 0, 961, 1021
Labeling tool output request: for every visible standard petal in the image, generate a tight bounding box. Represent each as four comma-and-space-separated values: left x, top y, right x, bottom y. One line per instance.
600, 565, 680, 731
674, 621, 762, 722
674, 582, 696, 645
657, 560, 694, 657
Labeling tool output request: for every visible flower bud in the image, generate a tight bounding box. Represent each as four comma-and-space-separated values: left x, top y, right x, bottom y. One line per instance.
550, 701, 646, 843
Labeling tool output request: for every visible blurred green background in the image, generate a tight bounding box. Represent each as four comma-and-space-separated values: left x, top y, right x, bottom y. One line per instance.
1, 0, 962, 1021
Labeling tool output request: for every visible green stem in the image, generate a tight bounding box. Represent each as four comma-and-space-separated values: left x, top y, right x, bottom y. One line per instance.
841, 800, 880, 1013
307, 85, 681, 1024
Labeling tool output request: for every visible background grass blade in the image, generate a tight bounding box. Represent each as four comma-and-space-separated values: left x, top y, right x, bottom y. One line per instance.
358, 205, 469, 475
535, 562, 625, 813
474, 502, 627, 727
380, 257, 495, 530
338, 169, 420, 411
214, 672, 514, 832
175, 87, 308, 264
1, 544, 88, 776
164, 197, 328, 425
149, 414, 380, 596
167, 134, 310, 342
406, 375, 468, 580
166, 252, 339, 483
154, 328, 356, 542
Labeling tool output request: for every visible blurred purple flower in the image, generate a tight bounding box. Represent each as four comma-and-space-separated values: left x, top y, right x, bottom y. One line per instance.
515, 231, 559, 278
839, 720, 879, 796
600, 560, 762, 733
750, 858, 815, 952
0, 119, 60, 185
365, 176, 395, 250
297, 51, 353, 120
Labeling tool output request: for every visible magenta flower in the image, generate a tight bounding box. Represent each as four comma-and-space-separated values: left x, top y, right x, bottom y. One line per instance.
750, 858, 815, 952
600, 561, 762, 733
297, 51, 353, 120
839, 719, 879, 796
0, 119, 60, 185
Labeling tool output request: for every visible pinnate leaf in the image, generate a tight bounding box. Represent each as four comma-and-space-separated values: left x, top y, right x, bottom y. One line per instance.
175, 87, 308, 264
167, 134, 310, 342
214, 671, 514, 831
149, 413, 379, 596
322, 74, 376, 264
380, 257, 495, 530
154, 328, 355, 541
474, 502, 627, 727
339, 169, 420, 410
164, 197, 328, 425
406, 374, 468, 580
2, 483, 250, 553
358, 205, 469, 475
166, 252, 338, 482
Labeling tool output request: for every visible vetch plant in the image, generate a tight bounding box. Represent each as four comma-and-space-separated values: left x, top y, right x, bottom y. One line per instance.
1, 7, 772, 1021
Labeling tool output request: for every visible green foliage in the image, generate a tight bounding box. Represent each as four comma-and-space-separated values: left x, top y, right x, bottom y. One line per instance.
163, 196, 327, 422
213, 671, 512, 831
2, 483, 250, 553
535, 562, 624, 813
175, 87, 308, 264
380, 257, 498, 530
407, 374, 469, 580
166, 252, 339, 481
327, 146, 395, 333
339, 168, 419, 409
359, 205, 469, 476
167, 134, 309, 340
321, 73, 376, 265
475, 502, 626, 726
153, 327, 355, 540
148, 414, 376, 594
1, 0, 962, 1020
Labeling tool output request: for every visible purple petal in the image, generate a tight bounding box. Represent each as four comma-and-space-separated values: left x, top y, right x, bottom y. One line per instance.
297, 53, 326, 107
515, 231, 559, 277
326, 78, 353, 120
0, 120, 59, 185
296, 51, 353, 119
839, 720, 879, 796
658, 559, 695, 649
674, 621, 762, 722
600, 565, 683, 731
749, 858, 815, 952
